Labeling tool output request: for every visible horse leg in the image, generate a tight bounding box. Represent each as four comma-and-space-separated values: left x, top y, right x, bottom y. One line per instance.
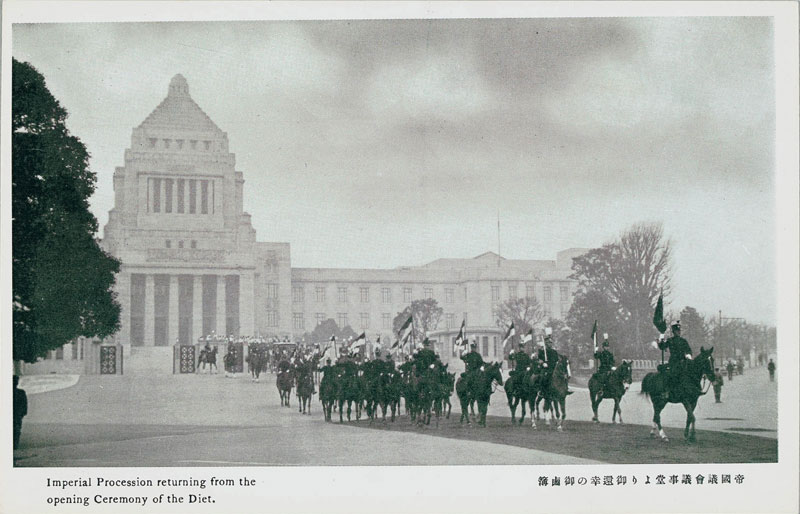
557, 399, 565, 432
507, 394, 517, 424
684, 400, 697, 443
338, 399, 344, 423
653, 402, 669, 442
590, 393, 599, 423
519, 397, 527, 425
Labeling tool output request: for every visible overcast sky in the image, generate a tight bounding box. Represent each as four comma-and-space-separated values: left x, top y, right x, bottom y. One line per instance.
12, 17, 776, 324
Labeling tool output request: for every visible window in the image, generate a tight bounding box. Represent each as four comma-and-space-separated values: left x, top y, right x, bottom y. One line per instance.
509, 285, 517, 299
544, 306, 552, 319
338, 287, 348, 304
292, 286, 304, 303
266, 284, 278, 299
189, 179, 197, 214
493, 336, 499, 357
166, 240, 171, 248
177, 179, 185, 213
293, 313, 305, 330
424, 287, 433, 299
560, 285, 570, 301
445, 313, 455, 329
152, 178, 161, 212
315, 313, 326, 326
526, 285, 535, 299
360, 287, 369, 303
403, 287, 412, 303
452, 337, 458, 357
360, 313, 370, 329
543, 286, 552, 302
165, 179, 173, 213
201, 180, 209, 214
190, 240, 197, 249
382, 288, 391, 304
176, 139, 184, 150
149, 138, 157, 148
190, 139, 198, 150
79, 339, 84, 360
445, 288, 454, 303
491, 286, 500, 302
163, 138, 172, 149
204, 140, 211, 151
178, 240, 184, 249
315, 286, 326, 303
266, 310, 278, 327
337, 313, 349, 328
71, 342, 78, 359
56, 346, 64, 360
382, 313, 392, 329
482, 336, 489, 356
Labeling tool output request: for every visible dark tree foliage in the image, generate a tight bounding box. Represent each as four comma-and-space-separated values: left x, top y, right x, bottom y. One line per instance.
564, 289, 623, 364
392, 298, 443, 344
308, 319, 357, 346
12, 59, 120, 362
569, 222, 672, 359
678, 306, 708, 349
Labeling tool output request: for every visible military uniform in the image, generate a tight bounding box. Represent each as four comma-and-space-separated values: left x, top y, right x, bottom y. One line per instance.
713, 369, 724, 403
593, 341, 615, 392
657, 322, 694, 396
461, 347, 485, 374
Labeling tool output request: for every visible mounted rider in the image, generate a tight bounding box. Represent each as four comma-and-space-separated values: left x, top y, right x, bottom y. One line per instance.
537, 328, 571, 394
592, 333, 616, 394
657, 320, 697, 397
461, 339, 485, 374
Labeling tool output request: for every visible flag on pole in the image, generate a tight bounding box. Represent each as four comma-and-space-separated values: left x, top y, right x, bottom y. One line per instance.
351, 332, 366, 349
521, 329, 533, 345
591, 320, 598, 352
454, 319, 467, 348
502, 322, 516, 349
391, 339, 400, 349
398, 315, 413, 341
653, 293, 667, 334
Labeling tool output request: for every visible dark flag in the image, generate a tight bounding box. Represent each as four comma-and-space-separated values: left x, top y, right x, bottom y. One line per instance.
398, 315, 413, 341
591, 320, 598, 351
653, 294, 667, 334
502, 322, 516, 349
454, 319, 467, 348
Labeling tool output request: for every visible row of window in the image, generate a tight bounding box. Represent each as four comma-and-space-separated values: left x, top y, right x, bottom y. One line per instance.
290, 312, 467, 331
148, 177, 214, 215
47, 340, 85, 360
448, 335, 499, 358
292, 284, 572, 304
165, 240, 197, 249
147, 138, 215, 151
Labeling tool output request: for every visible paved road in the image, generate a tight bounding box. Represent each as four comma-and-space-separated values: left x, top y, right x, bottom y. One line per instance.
14, 366, 775, 467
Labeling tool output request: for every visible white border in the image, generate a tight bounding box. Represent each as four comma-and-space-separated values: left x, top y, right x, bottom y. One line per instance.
2, 2, 797, 513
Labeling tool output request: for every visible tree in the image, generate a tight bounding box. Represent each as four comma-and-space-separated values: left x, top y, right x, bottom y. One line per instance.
392, 299, 443, 346
678, 306, 708, 350
570, 222, 672, 358
564, 289, 623, 364
308, 319, 357, 346
493, 296, 545, 355
12, 59, 120, 362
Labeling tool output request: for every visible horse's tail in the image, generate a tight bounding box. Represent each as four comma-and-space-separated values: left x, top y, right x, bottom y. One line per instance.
640, 372, 656, 401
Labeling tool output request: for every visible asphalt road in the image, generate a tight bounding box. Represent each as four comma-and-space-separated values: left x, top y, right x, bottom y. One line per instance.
14, 366, 776, 467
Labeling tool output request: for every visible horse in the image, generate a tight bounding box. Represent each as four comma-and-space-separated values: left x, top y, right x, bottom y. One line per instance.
276, 361, 294, 407
534, 355, 572, 431
641, 346, 716, 443
588, 360, 633, 423
295, 363, 315, 415
335, 362, 362, 423
505, 364, 536, 425
319, 366, 337, 422
456, 362, 504, 427
246, 348, 265, 382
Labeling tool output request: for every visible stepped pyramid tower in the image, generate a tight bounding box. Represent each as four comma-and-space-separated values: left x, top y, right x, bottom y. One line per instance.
102, 75, 291, 361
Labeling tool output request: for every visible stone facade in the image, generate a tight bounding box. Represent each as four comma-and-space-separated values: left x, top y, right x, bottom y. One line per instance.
32, 76, 586, 373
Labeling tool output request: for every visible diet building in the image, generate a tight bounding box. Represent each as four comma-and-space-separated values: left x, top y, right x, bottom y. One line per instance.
26, 75, 585, 375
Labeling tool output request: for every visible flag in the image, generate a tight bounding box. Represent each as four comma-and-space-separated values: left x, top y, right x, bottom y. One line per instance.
591, 320, 598, 351
351, 332, 366, 349
401, 331, 412, 348
398, 315, 413, 340
391, 339, 400, 349
653, 293, 667, 334
502, 322, 516, 349
521, 329, 533, 345
454, 319, 467, 347
329, 335, 336, 342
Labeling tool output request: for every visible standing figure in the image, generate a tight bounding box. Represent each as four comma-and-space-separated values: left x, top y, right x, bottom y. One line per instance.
13, 376, 27, 450
726, 360, 735, 381
767, 359, 776, 382
713, 368, 724, 403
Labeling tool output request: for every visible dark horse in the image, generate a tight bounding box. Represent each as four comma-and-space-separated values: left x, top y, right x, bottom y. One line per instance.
319, 368, 337, 422
246, 348, 266, 382
456, 362, 504, 427
641, 346, 715, 443
588, 360, 633, 424
276, 361, 294, 407
198, 346, 218, 374
505, 364, 536, 425
295, 362, 315, 415
534, 356, 571, 431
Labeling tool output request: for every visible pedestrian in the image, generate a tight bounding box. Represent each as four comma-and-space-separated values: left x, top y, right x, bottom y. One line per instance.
767, 359, 776, 382
13, 375, 28, 450
713, 368, 724, 403
726, 360, 735, 381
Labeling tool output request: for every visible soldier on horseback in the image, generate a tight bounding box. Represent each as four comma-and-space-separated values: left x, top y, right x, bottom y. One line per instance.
657, 320, 697, 398
592, 333, 615, 395
537, 329, 571, 394
461, 339, 484, 374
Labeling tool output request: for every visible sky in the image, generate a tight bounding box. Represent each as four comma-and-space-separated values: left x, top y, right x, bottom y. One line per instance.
11, 16, 777, 324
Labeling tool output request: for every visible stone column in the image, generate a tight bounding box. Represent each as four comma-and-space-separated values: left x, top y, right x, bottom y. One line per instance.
192, 274, 203, 343
216, 274, 227, 337
168, 275, 179, 345
240, 272, 255, 337
144, 274, 154, 346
